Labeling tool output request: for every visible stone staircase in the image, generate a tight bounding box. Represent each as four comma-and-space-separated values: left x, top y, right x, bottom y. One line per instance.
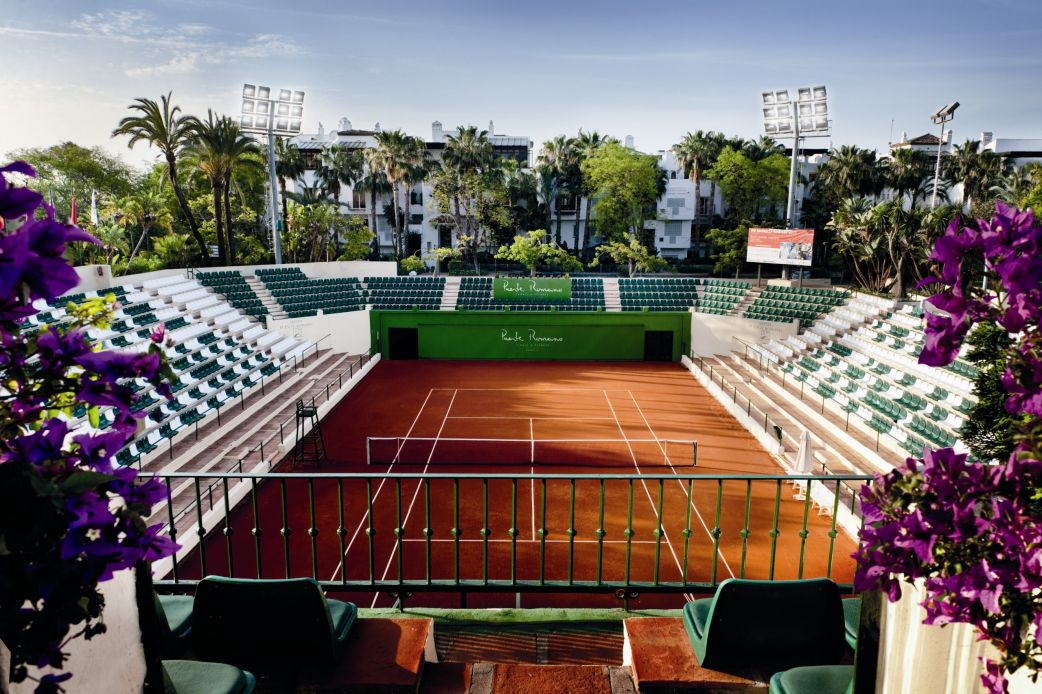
246, 275, 287, 320
602, 277, 622, 312
731, 286, 761, 316
440, 276, 460, 310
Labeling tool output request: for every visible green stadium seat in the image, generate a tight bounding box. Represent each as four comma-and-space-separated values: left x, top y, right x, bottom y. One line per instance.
683, 578, 846, 672
842, 597, 859, 650
768, 665, 853, 694
162, 660, 256, 694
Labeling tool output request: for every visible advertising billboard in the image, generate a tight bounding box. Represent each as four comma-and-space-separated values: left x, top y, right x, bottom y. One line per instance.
746, 228, 814, 266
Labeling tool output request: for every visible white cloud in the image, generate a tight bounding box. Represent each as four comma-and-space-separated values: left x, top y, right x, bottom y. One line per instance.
125, 53, 201, 78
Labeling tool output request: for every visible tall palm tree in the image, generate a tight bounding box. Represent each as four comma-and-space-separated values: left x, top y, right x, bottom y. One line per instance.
443, 125, 493, 174
274, 137, 305, 245
317, 144, 363, 208
990, 169, 1033, 206
816, 146, 885, 201
945, 140, 1008, 211
571, 130, 613, 253
674, 130, 719, 252
538, 135, 575, 245
183, 111, 259, 265
112, 92, 206, 262
121, 188, 174, 271
356, 164, 391, 245
742, 136, 785, 162
368, 130, 431, 258
885, 148, 931, 207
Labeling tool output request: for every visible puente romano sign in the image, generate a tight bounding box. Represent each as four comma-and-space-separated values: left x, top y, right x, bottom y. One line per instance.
493, 278, 572, 302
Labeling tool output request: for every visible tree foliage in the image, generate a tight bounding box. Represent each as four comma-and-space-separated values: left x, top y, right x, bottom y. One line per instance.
495, 229, 581, 276
581, 142, 661, 241
705, 147, 789, 223
704, 226, 748, 277
592, 238, 668, 277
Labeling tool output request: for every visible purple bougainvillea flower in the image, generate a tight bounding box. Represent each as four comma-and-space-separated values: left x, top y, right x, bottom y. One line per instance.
0, 161, 43, 221
74, 348, 161, 384
35, 327, 93, 371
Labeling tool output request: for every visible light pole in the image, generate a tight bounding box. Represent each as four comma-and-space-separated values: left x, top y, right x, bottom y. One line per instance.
761, 86, 830, 228
929, 101, 959, 209
240, 84, 304, 265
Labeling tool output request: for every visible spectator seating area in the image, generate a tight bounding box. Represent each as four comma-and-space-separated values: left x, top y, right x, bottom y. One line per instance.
257, 267, 366, 318
37, 274, 311, 468
758, 298, 976, 458
744, 286, 849, 327
364, 275, 444, 310
619, 277, 750, 312
197, 271, 267, 319
456, 277, 605, 311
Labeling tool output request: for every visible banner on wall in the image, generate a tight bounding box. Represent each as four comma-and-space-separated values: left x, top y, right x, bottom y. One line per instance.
746, 227, 815, 266
492, 277, 572, 302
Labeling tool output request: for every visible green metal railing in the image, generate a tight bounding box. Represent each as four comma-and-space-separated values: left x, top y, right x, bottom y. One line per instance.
153, 471, 872, 601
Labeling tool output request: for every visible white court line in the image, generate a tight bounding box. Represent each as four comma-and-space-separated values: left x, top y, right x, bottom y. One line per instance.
627, 390, 736, 581
328, 388, 435, 582
401, 538, 663, 544
445, 416, 616, 421
370, 388, 459, 607
603, 390, 691, 599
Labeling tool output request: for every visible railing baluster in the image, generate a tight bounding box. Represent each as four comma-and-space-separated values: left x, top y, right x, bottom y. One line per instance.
595, 479, 606, 587
165, 476, 179, 584
710, 480, 723, 586
279, 479, 290, 579
366, 478, 375, 586
739, 480, 752, 578
624, 479, 634, 587
653, 478, 664, 586
308, 478, 318, 579
826, 479, 842, 579
538, 479, 547, 586
681, 478, 693, 585
424, 478, 432, 586
481, 478, 489, 586
768, 479, 782, 580
194, 477, 207, 577
452, 478, 460, 585
797, 477, 813, 579
337, 479, 346, 585
250, 477, 262, 578
567, 478, 576, 586
394, 478, 404, 586
221, 477, 234, 576
510, 478, 518, 586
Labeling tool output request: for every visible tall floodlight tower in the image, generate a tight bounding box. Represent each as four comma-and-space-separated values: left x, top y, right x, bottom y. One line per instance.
929, 101, 959, 209
240, 84, 304, 265
761, 86, 830, 228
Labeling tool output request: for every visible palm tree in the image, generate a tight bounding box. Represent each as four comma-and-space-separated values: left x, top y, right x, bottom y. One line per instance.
885, 148, 931, 207
535, 164, 559, 239
112, 92, 206, 262
816, 146, 885, 201
443, 125, 493, 174
990, 170, 1033, 206
274, 137, 305, 245
945, 140, 1008, 211
538, 135, 575, 245
742, 136, 785, 162
572, 130, 613, 253
674, 130, 720, 252
317, 144, 363, 208
368, 130, 431, 258
183, 111, 259, 265
356, 164, 391, 246
153, 233, 193, 268
121, 188, 174, 271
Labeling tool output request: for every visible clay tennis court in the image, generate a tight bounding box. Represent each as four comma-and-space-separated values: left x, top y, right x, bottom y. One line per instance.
174, 360, 857, 609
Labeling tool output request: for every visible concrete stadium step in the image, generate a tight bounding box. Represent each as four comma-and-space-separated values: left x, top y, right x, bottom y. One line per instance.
731, 285, 762, 315
464, 663, 635, 694
440, 276, 460, 310
246, 275, 287, 320
602, 277, 622, 312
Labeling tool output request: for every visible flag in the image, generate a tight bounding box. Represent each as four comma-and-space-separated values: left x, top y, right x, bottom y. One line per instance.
69, 194, 77, 226
90, 190, 98, 226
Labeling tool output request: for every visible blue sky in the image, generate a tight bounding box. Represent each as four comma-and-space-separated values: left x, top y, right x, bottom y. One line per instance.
2, 0, 1041, 169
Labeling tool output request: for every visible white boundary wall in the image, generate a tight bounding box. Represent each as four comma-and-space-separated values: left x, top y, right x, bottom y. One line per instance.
690, 311, 799, 357
266, 308, 372, 355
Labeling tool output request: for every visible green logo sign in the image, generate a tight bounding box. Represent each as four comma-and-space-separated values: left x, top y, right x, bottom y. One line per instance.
492, 278, 572, 302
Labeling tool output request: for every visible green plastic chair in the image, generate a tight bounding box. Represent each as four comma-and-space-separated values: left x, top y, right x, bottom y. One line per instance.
192, 576, 357, 670
162, 660, 256, 694
768, 664, 853, 694
683, 578, 846, 672
842, 597, 860, 650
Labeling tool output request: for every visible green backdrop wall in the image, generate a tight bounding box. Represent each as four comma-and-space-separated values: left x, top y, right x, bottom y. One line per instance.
370, 310, 691, 361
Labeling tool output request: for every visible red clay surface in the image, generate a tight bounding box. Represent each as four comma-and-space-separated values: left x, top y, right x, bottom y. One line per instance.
174, 360, 857, 610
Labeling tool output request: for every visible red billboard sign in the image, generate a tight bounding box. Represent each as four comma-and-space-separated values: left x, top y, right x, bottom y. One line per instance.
746, 227, 814, 266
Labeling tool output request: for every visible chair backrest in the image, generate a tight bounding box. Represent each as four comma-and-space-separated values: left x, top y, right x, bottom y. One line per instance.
701, 578, 845, 671
192, 576, 337, 669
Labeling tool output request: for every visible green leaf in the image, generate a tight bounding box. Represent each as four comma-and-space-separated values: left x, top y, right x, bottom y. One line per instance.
88, 406, 100, 429
61, 471, 117, 495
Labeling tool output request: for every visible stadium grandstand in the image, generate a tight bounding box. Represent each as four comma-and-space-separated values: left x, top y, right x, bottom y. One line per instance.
27, 256, 996, 693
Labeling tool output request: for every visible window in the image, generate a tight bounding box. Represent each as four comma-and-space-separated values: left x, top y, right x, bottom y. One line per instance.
351, 190, 367, 209
410, 190, 423, 206
409, 214, 423, 225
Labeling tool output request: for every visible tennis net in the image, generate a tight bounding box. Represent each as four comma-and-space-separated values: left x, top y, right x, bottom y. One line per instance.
365, 436, 698, 468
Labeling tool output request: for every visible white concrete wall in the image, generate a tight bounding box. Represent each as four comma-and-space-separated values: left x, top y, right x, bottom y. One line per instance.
3, 568, 144, 694
689, 312, 799, 357
72, 264, 114, 292
266, 308, 372, 355
877, 580, 1042, 694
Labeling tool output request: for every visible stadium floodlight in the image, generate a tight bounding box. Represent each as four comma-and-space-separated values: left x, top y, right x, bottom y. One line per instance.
761, 85, 830, 232
240, 83, 306, 264
928, 101, 959, 209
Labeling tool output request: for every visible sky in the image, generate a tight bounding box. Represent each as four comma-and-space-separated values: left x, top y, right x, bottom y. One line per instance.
2, 0, 1041, 171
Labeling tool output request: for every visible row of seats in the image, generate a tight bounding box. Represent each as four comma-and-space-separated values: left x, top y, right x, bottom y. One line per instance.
197, 272, 267, 319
